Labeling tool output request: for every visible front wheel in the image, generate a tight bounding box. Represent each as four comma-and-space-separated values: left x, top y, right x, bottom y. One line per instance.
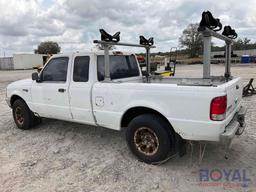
126, 114, 174, 164
12, 99, 35, 130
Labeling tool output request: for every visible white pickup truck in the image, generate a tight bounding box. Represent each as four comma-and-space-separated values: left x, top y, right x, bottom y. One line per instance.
5, 25, 247, 164
5, 49, 246, 164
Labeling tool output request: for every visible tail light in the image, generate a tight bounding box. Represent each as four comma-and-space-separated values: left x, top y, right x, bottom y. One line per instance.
210, 95, 227, 121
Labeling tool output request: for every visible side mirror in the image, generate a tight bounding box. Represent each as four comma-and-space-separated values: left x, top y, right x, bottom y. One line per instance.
32, 72, 41, 82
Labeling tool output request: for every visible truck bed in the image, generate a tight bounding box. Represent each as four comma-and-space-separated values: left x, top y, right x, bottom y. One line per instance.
148, 76, 229, 86
116, 75, 230, 87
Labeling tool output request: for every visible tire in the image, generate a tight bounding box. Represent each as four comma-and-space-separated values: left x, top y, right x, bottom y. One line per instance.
12, 99, 35, 130
126, 114, 175, 164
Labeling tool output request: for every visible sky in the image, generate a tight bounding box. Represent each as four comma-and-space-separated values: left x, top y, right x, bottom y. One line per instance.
0, 0, 256, 56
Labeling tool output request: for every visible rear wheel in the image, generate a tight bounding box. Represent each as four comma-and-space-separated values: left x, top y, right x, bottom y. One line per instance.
126, 114, 175, 164
12, 99, 35, 130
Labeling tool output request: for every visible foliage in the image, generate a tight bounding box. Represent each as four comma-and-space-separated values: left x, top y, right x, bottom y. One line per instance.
179, 23, 202, 58
34, 41, 61, 54
212, 37, 256, 52
232, 37, 255, 50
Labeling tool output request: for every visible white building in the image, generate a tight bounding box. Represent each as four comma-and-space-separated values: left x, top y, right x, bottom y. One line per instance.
0, 54, 47, 70
13, 54, 47, 70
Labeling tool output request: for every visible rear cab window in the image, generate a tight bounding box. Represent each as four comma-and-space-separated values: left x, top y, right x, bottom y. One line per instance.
73, 56, 90, 82
97, 55, 140, 81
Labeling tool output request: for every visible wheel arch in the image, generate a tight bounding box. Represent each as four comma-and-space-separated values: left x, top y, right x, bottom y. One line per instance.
121, 106, 186, 157
10, 95, 26, 107
121, 106, 176, 133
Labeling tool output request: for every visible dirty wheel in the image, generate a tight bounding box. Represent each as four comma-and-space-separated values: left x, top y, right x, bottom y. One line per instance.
126, 114, 174, 164
12, 99, 34, 130
15, 106, 24, 126
134, 127, 159, 156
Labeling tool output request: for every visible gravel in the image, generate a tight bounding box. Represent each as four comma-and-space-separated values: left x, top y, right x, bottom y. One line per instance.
0, 64, 255, 192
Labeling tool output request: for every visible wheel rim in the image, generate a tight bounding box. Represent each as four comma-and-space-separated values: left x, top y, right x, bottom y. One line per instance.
15, 106, 24, 125
134, 127, 159, 156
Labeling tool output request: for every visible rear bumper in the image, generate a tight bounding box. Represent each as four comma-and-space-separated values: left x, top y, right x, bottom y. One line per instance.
220, 105, 247, 146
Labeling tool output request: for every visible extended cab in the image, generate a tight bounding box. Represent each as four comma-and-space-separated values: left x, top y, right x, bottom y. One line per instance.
5, 49, 246, 164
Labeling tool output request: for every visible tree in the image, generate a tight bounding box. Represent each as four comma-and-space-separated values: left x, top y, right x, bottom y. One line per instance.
233, 37, 253, 50
243, 37, 251, 45
212, 37, 256, 52
179, 23, 202, 58
34, 41, 61, 54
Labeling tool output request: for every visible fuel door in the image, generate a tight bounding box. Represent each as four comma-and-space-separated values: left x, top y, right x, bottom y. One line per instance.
95, 96, 104, 107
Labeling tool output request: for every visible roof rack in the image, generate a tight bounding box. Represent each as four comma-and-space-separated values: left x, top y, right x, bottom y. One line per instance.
198, 11, 236, 80
94, 30, 155, 82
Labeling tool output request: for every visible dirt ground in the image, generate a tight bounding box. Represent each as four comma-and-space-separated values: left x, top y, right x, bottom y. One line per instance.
0, 64, 255, 192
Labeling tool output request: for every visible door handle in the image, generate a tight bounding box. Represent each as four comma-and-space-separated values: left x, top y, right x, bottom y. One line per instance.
58, 88, 66, 93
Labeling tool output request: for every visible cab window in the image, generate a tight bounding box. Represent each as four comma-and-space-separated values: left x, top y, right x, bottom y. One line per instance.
73, 56, 90, 82
41, 57, 69, 82
97, 55, 139, 81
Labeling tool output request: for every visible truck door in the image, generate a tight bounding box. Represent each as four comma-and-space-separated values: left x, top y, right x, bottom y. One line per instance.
31, 56, 72, 120
69, 54, 95, 125
92, 54, 140, 129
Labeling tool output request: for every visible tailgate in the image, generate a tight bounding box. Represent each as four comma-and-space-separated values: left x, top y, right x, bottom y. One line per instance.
225, 77, 243, 119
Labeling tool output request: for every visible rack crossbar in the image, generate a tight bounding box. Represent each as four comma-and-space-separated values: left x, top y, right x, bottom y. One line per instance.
93, 40, 156, 82
93, 40, 156, 49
